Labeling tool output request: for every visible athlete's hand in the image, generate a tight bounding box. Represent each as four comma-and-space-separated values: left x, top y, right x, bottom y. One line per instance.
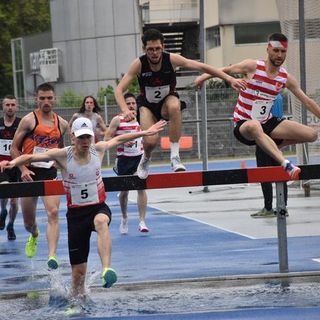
228, 78, 247, 91
0, 160, 12, 172
194, 75, 206, 89
20, 167, 35, 182
123, 109, 136, 122
144, 120, 167, 136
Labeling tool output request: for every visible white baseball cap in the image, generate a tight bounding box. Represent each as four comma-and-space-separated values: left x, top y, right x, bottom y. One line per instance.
71, 117, 94, 137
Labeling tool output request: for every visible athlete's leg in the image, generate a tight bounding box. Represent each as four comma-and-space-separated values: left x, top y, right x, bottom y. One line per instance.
137, 189, 147, 223
71, 263, 87, 297
8, 198, 18, 226
119, 191, 129, 220
161, 95, 186, 171
139, 106, 159, 159
270, 119, 317, 144
0, 198, 8, 229
21, 197, 38, 235
239, 119, 286, 164
42, 195, 60, 257
161, 95, 182, 145
94, 213, 111, 269
119, 191, 129, 234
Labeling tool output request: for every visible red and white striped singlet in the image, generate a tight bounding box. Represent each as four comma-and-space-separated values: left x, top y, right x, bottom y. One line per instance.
233, 60, 288, 123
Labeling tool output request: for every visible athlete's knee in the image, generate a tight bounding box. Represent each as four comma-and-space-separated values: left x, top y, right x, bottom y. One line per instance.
244, 120, 263, 136
94, 214, 109, 230
47, 206, 59, 222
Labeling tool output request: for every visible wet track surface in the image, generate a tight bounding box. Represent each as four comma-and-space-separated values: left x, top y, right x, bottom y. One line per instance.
0, 160, 320, 319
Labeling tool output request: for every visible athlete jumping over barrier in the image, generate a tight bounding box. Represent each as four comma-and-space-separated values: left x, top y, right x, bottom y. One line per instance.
0, 117, 166, 297
195, 32, 320, 179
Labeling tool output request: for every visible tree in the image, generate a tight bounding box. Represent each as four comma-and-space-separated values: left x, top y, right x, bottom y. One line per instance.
0, 0, 51, 97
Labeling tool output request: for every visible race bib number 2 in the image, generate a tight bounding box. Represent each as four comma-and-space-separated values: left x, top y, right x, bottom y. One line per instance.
252, 100, 273, 121
145, 85, 170, 103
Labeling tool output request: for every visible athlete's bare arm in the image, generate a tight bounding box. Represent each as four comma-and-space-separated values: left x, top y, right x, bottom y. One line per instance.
104, 116, 120, 141
68, 113, 79, 131
96, 114, 108, 133
2, 148, 67, 172
194, 59, 256, 88
286, 74, 320, 118
170, 53, 247, 91
96, 120, 166, 158
58, 116, 69, 148
115, 58, 141, 121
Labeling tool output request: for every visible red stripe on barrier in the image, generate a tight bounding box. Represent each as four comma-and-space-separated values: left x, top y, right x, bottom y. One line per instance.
44, 180, 65, 196
247, 166, 290, 183
146, 171, 203, 189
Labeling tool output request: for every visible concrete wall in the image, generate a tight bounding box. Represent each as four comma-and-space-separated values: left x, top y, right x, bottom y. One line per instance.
50, 0, 142, 97
205, 0, 279, 68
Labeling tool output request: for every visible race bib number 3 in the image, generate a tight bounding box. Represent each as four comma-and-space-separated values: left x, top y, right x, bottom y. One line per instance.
252, 100, 273, 121
124, 138, 142, 155
70, 181, 99, 205
145, 85, 170, 103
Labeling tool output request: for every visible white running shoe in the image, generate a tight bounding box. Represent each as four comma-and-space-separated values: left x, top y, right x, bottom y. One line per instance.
138, 221, 149, 233
119, 218, 128, 234
171, 156, 186, 172
137, 155, 150, 179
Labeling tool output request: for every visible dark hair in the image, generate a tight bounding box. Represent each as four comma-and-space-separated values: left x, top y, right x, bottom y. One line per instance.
141, 28, 164, 46
79, 95, 101, 113
124, 92, 136, 100
36, 82, 55, 94
3, 94, 16, 100
2, 94, 17, 109
268, 33, 288, 42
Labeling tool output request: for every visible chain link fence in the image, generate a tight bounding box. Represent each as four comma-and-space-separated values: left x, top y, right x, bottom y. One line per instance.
13, 88, 294, 167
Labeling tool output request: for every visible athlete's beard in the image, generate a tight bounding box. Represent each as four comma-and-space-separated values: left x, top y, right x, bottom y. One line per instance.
269, 56, 284, 67
147, 55, 162, 66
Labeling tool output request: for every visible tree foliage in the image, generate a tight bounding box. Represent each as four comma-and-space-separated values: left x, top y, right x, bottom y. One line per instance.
0, 0, 51, 97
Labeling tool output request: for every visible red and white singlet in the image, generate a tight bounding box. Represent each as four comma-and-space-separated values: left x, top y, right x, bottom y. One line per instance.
115, 115, 143, 157
233, 60, 288, 123
62, 145, 106, 208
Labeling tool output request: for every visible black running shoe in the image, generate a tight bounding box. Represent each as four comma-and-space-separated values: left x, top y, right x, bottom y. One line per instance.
7, 227, 16, 241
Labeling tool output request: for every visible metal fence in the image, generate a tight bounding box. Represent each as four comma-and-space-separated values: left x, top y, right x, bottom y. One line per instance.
13, 88, 294, 167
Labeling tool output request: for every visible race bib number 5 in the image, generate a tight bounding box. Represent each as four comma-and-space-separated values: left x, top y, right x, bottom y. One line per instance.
252, 100, 273, 121
145, 85, 170, 103
70, 181, 99, 205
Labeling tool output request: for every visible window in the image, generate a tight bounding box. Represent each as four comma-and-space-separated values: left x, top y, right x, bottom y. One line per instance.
11, 38, 25, 98
234, 22, 281, 44
206, 26, 220, 49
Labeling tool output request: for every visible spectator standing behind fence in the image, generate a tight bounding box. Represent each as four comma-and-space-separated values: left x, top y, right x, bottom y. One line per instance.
10, 83, 69, 269
115, 28, 246, 179
195, 32, 320, 179
105, 93, 149, 234
69, 96, 108, 142
0, 95, 21, 240
251, 94, 289, 218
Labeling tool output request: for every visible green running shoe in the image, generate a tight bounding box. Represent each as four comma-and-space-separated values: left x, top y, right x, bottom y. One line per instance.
101, 268, 117, 288
47, 255, 59, 269
251, 208, 276, 218
25, 232, 38, 258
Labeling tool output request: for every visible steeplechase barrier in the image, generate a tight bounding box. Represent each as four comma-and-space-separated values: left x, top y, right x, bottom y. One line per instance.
1, 164, 319, 274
